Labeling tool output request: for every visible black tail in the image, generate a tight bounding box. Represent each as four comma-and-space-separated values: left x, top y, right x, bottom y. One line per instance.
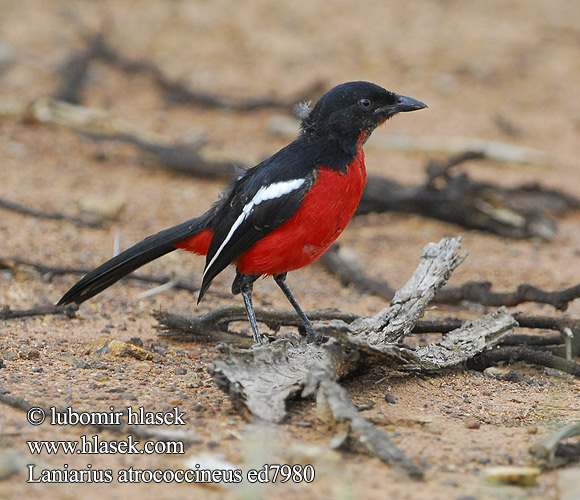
57, 216, 209, 305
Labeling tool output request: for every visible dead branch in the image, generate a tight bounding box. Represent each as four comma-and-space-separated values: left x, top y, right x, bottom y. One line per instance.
56, 34, 325, 111
375, 134, 553, 166
435, 281, 580, 311
54, 41, 92, 104
320, 245, 580, 311
210, 339, 360, 423
468, 346, 580, 376
157, 307, 578, 353
345, 237, 467, 347
210, 238, 470, 427
356, 152, 577, 240
306, 373, 423, 478
0, 97, 241, 179
208, 238, 515, 408
0, 257, 97, 280
154, 306, 359, 343
22, 97, 241, 179
0, 257, 230, 312
512, 313, 580, 332
425, 151, 485, 184
404, 308, 518, 371
155, 304, 580, 369
529, 421, 580, 469
0, 196, 104, 228
0, 304, 77, 320
211, 341, 421, 476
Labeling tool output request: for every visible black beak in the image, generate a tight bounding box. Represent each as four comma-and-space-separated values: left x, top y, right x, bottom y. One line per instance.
376, 94, 427, 114
394, 94, 427, 112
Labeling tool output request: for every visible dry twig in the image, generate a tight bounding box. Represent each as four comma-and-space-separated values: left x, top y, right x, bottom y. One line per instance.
357, 158, 577, 241
529, 421, 580, 469
56, 34, 325, 112
0, 304, 77, 320
320, 245, 580, 310
0, 197, 103, 228
468, 346, 580, 377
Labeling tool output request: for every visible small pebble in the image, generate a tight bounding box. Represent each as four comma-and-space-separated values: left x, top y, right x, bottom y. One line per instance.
175, 367, 187, 375
385, 392, 396, 404
464, 417, 480, 429
19, 348, 40, 359
497, 370, 527, 384
106, 387, 126, 393
481, 466, 540, 486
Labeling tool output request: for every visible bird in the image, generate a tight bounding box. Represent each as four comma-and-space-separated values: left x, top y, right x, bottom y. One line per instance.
58, 81, 426, 345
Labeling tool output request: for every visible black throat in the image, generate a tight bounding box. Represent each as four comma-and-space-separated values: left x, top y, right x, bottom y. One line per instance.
301, 129, 362, 173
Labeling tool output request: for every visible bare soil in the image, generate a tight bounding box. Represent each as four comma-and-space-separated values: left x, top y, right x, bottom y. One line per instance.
1, 1, 580, 499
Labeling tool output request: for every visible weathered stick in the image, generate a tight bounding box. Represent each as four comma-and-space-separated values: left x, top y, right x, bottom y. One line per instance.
346, 237, 467, 347
320, 245, 580, 310
1, 97, 242, 179
55, 34, 326, 112
0, 304, 77, 320
210, 339, 360, 423
407, 308, 517, 371
529, 421, 580, 469
0, 196, 103, 228
209, 238, 515, 415
154, 306, 359, 342
469, 346, 580, 377
306, 373, 424, 478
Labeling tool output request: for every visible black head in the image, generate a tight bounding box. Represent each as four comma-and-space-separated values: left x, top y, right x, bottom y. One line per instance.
301, 81, 426, 145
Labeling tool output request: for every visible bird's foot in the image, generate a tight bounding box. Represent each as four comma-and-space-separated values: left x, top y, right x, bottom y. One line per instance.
305, 329, 329, 345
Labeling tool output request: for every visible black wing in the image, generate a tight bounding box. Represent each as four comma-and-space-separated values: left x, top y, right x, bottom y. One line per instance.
198, 139, 319, 300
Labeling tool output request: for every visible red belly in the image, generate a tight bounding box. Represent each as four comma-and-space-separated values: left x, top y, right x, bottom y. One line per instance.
235, 152, 367, 275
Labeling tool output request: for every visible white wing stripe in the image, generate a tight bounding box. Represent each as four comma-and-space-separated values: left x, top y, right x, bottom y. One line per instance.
203, 178, 306, 277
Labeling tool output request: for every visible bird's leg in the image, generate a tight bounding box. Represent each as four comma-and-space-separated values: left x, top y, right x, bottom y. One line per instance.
274, 273, 328, 344
234, 272, 263, 345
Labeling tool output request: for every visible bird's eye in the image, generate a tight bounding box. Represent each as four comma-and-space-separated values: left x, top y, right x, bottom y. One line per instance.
358, 98, 373, 109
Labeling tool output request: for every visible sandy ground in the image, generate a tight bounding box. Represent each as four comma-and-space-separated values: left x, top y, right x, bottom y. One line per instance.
1, 1, 580, 499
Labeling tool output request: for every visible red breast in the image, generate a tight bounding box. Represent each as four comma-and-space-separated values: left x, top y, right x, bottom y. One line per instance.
235, 149, 367, 275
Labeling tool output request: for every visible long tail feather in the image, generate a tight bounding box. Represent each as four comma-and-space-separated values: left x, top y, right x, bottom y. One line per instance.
57, 216, 208, 305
